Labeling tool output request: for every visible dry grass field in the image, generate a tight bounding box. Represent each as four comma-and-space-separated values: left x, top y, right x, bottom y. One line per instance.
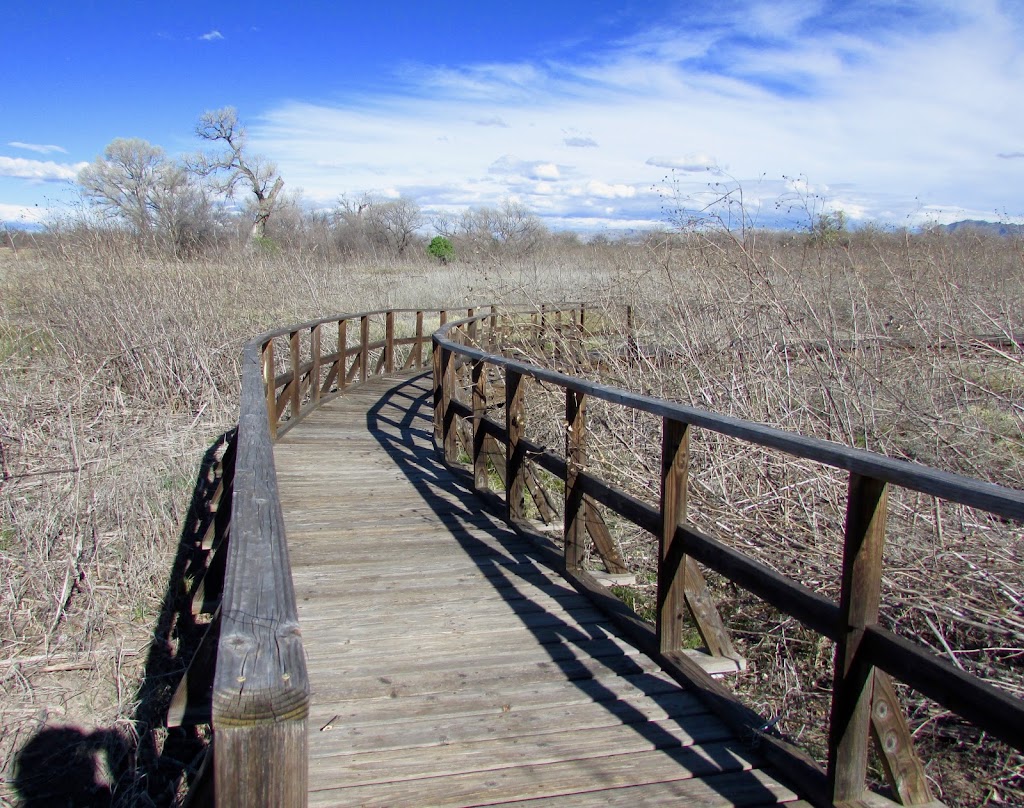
0, 225, 1020, 806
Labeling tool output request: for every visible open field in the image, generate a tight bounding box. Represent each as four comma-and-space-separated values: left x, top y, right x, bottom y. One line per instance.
0, 227, 1021, 805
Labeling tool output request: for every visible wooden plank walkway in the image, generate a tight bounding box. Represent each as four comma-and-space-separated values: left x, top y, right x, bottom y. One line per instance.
273, 371, 810, 807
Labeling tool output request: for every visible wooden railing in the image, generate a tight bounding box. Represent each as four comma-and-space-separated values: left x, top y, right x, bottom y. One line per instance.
434, 307, 1024, 807
168, 302, 1023, 806
169, 308, 464, 806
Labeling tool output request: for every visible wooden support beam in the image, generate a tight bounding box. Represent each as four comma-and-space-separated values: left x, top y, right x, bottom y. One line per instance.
384, 311, 395, 374
871, 670, 935, 805
167, 610, 220, 727
441, 348, 457, 464
506, 369, 526, 523
414, 311, 424, 369
565, 388, 586, 571
359, 315, 369, 384
337, 319, 348, 393
829, 473, 888, 804
472, 359, 488, 492
262, 342, 276, 440
583, 501, 629, 575
432, 341, 443, 446
310, 325, 321, 406
659, 417, 689, 654
289, 330, 300, 418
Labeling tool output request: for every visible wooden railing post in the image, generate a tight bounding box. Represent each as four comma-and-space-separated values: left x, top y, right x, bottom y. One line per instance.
289, 330, 301, 418
441, 346, 457, 463
310, 324, 321, 407
337, 319, 348, 393
414, 311, 424, 369
385, 311, 395, 374
472, 359, 488, 492
506, 369, 526, 523
432, 339, 443, 445
359, 315, 370, 383
489, 305, 498, 350
565, 389, 587, 571
659, 418, 689, 653
467, 308, 477, 346
829, 473, 888, 803
263, 341, 277, 440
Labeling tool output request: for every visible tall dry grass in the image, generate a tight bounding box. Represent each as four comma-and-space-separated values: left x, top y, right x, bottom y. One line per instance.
0, 225, 1020, 805
0, 230, 615, 804
507, 228, 1023, 806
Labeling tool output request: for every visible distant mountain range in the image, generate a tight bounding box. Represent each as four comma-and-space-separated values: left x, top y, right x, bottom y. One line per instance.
934, 219, 1024, 236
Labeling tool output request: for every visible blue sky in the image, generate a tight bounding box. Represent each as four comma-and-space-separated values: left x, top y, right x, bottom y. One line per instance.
3, 0, 1023, 232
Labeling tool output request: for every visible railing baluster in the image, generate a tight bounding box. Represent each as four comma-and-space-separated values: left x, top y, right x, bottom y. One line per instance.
385, 311, 395, 373
829, 472, 888, 803
506, 369, 526, 523
359, 315, 369, 383
289, 330, 301, 418
263, 341, 277, 439
659, 418, 689, 653
415, 310, 424, 369
310, 324, 321, 406
565, 388, 587, 571
338, 319, 348, 393
472, 358, 488, 492
441, 346, 457, 463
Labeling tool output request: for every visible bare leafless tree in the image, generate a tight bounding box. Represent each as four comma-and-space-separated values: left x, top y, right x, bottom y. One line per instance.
78, 137, 217, 254
190, 107, 284, 242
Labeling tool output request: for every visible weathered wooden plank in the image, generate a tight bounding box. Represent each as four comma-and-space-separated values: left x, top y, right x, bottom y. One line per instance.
270, 368, 820, 808
482, 768, 800, 807
311, 718, 737, 787
308, 743, 763, 807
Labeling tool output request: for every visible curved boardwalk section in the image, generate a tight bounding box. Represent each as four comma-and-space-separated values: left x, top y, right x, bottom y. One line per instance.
274, 371, 806, 807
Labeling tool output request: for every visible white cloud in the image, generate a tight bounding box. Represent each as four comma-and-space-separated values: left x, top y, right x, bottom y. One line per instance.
0, 202, 47, 224
474, 116, 509, 128
646, 154, 721, 173
250, 1, 1024, 230
199, 30, 224, 41
8, 141, 68, 155
0, 156, 86, 182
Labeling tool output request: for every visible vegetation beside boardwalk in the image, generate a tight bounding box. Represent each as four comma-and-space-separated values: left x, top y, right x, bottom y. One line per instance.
0, 221, 1021, 805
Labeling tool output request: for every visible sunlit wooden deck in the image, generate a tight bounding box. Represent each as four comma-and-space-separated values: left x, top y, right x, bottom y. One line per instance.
273, 371, 809, 807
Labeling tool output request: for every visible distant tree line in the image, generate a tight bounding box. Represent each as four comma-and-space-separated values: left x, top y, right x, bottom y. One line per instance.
68, 106, 556, 261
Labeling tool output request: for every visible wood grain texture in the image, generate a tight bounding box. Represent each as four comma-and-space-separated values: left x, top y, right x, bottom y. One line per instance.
274, 371, 806, 807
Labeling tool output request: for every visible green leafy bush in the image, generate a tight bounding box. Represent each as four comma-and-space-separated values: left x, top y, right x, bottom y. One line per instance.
427, 235, 454, 263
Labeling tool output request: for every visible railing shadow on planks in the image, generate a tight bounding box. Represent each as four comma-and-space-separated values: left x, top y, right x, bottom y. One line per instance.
170, 304, 1024, 808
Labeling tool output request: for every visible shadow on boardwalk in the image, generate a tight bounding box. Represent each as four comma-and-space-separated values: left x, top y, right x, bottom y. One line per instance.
362, 371, 785, 805
9, 433, 230, 806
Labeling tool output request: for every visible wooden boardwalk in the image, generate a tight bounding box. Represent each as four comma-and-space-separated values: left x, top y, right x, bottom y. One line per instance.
273, 371, 809, 807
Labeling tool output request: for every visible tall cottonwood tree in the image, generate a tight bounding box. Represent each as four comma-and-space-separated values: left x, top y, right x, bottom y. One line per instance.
190, 107, 284, 242
78, 137, 216, 253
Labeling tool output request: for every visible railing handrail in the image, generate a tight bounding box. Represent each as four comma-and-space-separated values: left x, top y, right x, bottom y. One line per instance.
437, 316, 1024, 521
433, 307, 1024, 806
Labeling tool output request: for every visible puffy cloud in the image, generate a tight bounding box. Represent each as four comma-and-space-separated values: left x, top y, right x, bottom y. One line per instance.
199, 30, 224, 41
0, 156, 86, 181
474, 116, 509, 127
582, 181, 637, 199
564, 136, 598, 148
8, 141, 67, 155
488, 155, 565, 181
646, 154, 721, 173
